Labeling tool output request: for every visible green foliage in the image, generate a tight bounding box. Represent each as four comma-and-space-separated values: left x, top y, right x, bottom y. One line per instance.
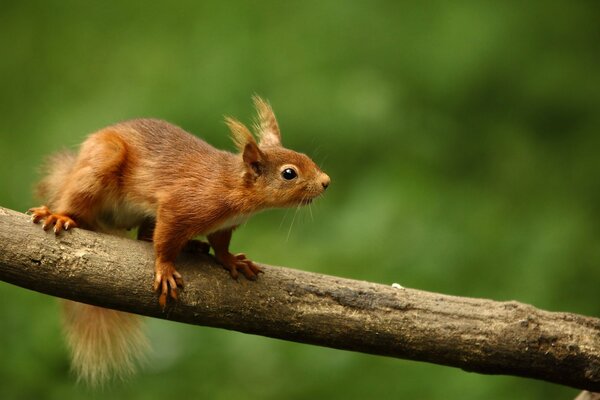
1, 1, 598, 398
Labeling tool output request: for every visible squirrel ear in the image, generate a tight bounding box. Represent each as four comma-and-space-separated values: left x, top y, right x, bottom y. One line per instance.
252, 95, 282, 147
242, 141, 265, 176
226, 117, 256, 151
226, 117, 265, 174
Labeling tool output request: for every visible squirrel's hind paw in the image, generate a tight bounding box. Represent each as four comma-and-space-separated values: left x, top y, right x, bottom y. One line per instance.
217, 253, 263, 281
28, 205, 77, 234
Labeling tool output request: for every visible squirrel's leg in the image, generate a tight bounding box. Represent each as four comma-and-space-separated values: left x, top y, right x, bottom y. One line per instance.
28, 161, 104, 233
152, 211, 191, 308
30, 131, 128, 234
28, 162, 106, 234
207, 228, 263, 280
138, 217, 209, 254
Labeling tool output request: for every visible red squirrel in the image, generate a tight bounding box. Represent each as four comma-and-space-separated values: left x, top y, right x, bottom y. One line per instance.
28, 96, 330, 384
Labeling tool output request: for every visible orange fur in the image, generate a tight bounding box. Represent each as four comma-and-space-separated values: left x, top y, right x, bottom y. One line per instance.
30, 96, 330, 384
62, 302, 149, 386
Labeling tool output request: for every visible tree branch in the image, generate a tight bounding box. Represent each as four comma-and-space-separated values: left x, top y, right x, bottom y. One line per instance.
1, 206, 599, 391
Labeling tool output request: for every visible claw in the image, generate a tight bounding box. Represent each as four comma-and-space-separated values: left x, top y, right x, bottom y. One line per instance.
54, 219, 64, 234
42, 215, 56, 231
216, 252, 262, 281
153, 261, 184, 309
158, 292, 167, 309
29, 205, 77, 235
174, 270, 184, 287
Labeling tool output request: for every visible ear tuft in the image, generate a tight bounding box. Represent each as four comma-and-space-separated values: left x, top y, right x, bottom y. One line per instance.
252, 95, 282, 147
225, 117, 256, 151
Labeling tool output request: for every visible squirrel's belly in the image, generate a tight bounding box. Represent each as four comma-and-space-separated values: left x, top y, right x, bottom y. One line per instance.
97, 199, 156, 231
207, 214, 251, 234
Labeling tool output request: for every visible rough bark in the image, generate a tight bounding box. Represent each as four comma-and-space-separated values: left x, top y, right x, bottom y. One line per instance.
0, 206, 599, 391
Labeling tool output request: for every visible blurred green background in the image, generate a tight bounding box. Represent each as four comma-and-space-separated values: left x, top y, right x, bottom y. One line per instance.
1, 1, 599, 399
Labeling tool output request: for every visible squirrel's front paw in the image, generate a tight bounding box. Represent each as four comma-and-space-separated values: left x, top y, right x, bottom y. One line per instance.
153, 261, 184, 308
216, 252, 263, 281
28, 205, 78, 234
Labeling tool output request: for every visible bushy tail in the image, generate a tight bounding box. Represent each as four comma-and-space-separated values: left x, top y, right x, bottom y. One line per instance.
37, 151, 150, 385
36, 150, 78, 207
62, 301, 149, 386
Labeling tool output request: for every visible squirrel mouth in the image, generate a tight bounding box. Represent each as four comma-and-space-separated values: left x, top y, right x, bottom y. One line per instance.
301, 198, 313, 205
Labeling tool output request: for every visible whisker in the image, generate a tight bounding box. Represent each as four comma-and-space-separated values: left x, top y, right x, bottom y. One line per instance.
319, 155, 329, 172
279, 207, 292, 231
312, 143, 323, 159
286, 200, 302, 242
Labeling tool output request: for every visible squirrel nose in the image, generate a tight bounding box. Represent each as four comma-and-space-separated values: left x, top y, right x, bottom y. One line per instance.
320, 173, 330, 190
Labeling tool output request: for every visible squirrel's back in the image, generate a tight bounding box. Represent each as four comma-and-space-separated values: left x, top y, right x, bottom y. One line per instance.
106, 118, 224, 165
84, 118, 235, 200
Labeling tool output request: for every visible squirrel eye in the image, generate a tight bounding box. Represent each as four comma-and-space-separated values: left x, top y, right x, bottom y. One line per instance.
281, 168, 298, 180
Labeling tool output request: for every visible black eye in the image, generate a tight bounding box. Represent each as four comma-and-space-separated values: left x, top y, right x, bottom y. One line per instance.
281, 168, 297, 180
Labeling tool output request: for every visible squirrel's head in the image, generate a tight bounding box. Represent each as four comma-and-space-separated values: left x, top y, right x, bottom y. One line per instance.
226, 96, 330, 209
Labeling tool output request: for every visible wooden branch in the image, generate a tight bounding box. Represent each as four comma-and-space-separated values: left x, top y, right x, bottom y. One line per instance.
1, 206, 599, 391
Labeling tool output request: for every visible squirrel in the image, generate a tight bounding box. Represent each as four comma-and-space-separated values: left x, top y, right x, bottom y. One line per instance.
28, 96, 330, 385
